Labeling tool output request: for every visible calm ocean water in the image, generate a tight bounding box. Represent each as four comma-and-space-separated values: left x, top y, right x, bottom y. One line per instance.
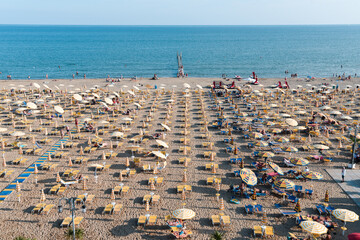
0, 25, 360, 79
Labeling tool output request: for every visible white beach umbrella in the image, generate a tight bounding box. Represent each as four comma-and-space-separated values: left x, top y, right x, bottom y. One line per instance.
54, 106, 64, 114
26, 102, 37, 109
33, 83, 41, 89
105, 98, 113, 105
73, 94, 82, 101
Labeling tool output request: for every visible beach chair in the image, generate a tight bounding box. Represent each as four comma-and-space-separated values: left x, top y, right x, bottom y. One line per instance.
85, 195, 95, 203
275, 204, 298, 216
58, 186, 67, 195
245, 205, 254, 214
60, 217, 72, 227
103, 203, 114, 214
113, 204, 123, 215
148, 215, 157, 225
42, 204, 55, 215
49, 184, 61, 194
211, 215, 220, 226
254, 204, 263, 213
265, 226, 274, 238
294, 185, 303, 193
253, 226, 263, 237
151, 195, 160, 205
138, 215, 147, 227
73, 216, 84, 227
221, 216, 231, 228
305, 189, 313, 198
121, 186, 130, 195
32, 203, 46, 214
113, 186, 122, 195
325, 205, 335, 214
316, 204, 327, 215
288, 195, 298, 203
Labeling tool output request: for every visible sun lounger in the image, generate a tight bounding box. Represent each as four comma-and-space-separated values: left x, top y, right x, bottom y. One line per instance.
58, 186, 67, 194
288, 195, 298, 203
73, 216, 84, 227
326, 205, 335, 213
316, 204, 327, 215
148, 215, 157, 225
245, 205, 254, 214
103, 204, 114, 214
49, 184, 61, 194
60, 217, 72, 227
220, 215, 231, 228
211, 215, 220, 226
85, 195, 95, 203
253, 226, 262, 237
113, 204, 123, 214
138, 215, 147, 226
32, 203, 46, 214
275, 203, 298, 216
42, 204, 55, 215
151, 195, 160, 204
265, 226, 274, 237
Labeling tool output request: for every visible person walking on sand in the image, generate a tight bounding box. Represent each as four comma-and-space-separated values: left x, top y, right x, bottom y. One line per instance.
341, 167, 346, 182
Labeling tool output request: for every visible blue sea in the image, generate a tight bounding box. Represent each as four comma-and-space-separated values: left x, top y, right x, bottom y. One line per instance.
0, 25, 360, 79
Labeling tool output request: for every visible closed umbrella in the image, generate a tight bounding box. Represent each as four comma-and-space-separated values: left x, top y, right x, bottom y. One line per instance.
40, 189, 46, 202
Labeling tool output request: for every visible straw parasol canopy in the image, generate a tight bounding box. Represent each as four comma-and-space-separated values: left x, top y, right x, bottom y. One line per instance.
302, 171, 323, 180
300, 221, 327, 235
156, 140, 169, 148
172, 208, 196, 220
239, 168, 257, 186
332, 209, 359, 224
268, 161, 284, 175
273, 178, 295, 189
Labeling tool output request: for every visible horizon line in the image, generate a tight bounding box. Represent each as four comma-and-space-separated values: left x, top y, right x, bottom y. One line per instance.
1, 23, 360, 27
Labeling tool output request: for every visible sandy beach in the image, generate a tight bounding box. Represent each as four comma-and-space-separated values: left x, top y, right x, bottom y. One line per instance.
0, 77, 359, 240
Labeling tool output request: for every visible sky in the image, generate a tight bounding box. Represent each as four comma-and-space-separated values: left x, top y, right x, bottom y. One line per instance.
1, 0, 359, 25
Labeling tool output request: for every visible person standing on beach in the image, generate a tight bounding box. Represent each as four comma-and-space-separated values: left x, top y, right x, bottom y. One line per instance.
75, 118, 78, 128
341, 167, 346, 182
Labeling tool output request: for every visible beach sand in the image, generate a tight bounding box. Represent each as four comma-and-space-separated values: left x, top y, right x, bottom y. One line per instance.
0, 77, 359, 240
